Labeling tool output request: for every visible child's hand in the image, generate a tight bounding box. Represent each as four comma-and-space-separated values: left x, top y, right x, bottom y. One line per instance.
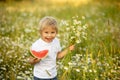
69, 45, 75, 51
29, 57, 41, 65
33, 57, 41, 62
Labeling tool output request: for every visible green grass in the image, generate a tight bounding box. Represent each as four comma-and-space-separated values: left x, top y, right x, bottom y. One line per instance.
0, 0, 120, 80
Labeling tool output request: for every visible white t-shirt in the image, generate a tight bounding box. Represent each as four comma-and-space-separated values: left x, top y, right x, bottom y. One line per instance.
31, 37, 61, 79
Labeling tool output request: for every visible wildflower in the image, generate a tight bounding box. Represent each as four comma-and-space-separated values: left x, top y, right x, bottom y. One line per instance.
76, 69, 80, 72
70, 36, 75, 40
66, 28, 70, 31
87, 57, 91, 64
82, 16, 85, 19
76, 40, 81, 44
75, 31, 80, 37
78, 21, 81, 24
111, 69, 116, 73
84, 67, 87, 72
77, 26, 82, 31
57, 34, 60, 37
0, 59, 3, 63
73, 19, 78, 25
83, 25, 87, 30
68, 62, 73, 66
82, 32, 86, 36
24, 28, 31, 33
83, 36, 87, 40
89, 69, 92, 72
60, 20, 69, 26
64, 66, 68, 70
1, 67, 6, 70
93, 70, 97, 73
25, 71, 31, 74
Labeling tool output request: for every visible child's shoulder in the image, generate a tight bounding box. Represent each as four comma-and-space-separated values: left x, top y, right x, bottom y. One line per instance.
54, 37, 60, 41
31, 38, 42, 49
53, 37, 60, 44
32, 38, 41, 46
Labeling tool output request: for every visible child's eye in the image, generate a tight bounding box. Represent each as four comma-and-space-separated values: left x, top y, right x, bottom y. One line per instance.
45, 32, 48, 33
51, 32, 55, 34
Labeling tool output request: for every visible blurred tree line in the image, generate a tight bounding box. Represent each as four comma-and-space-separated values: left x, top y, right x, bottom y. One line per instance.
0, 0, 120, 2
0, 0, 34, 2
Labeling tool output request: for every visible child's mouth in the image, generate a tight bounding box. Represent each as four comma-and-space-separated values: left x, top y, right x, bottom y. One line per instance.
45, 38, 53, 42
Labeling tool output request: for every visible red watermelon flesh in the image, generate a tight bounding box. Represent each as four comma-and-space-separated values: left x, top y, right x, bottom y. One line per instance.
30, 50, 48, 59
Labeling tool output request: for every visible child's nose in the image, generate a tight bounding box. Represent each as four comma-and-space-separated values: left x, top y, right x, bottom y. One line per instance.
48, 34, 51, 37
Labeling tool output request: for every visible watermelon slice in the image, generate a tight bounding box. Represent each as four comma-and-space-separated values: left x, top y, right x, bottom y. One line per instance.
30, 49, 48, 59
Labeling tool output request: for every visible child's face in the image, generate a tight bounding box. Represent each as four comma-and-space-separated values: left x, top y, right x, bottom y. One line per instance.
40, 26, 57, 43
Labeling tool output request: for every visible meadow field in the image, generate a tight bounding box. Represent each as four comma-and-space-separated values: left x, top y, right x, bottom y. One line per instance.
0, 0, 120, 80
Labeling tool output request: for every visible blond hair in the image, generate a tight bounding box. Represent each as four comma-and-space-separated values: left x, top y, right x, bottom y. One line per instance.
39, 16, 58, 33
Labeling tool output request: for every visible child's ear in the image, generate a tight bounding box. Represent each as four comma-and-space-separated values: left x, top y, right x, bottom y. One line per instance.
39, 31, 42, 35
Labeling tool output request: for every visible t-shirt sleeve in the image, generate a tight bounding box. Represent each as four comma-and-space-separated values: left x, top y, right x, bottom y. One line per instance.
30, 40, 40, 51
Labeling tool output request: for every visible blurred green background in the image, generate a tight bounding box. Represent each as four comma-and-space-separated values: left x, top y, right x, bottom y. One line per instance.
0, 0, 120, 80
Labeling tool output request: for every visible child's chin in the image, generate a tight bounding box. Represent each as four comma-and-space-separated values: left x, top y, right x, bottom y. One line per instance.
46, 40, 52, 43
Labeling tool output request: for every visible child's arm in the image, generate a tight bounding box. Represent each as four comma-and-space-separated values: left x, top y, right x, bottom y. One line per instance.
57, 45, 74, 59
28, 56, 41, 65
